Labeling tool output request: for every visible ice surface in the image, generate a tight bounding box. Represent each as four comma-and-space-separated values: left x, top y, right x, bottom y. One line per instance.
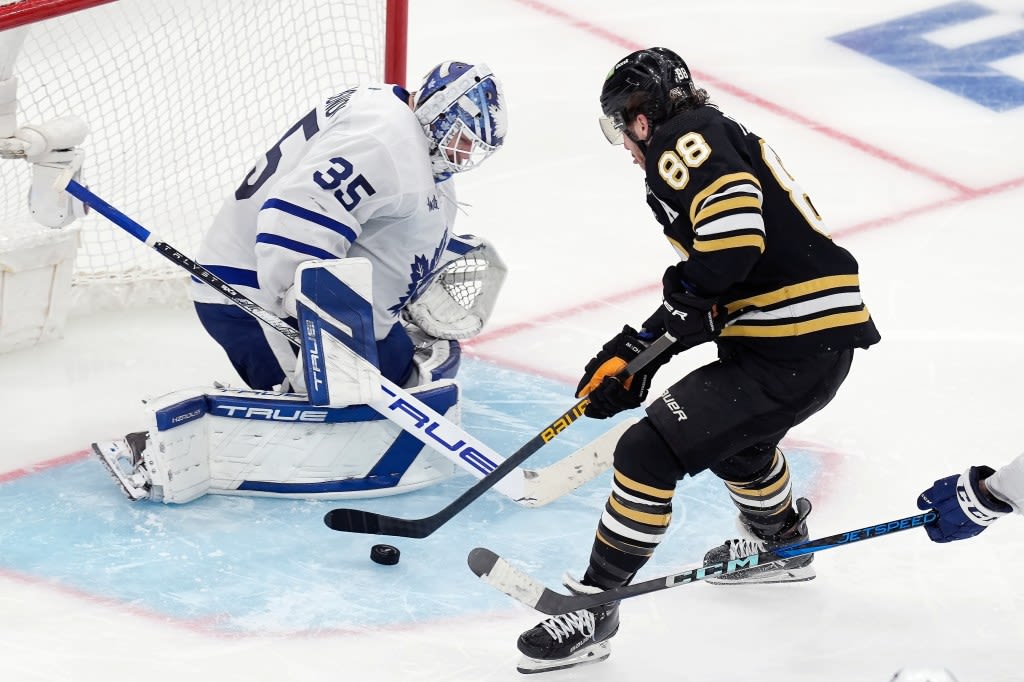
1, 1, 1022, 680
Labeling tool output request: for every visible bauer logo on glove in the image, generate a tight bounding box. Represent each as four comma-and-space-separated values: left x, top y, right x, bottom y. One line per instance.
575, 325, 676, 419
647, 264, 723, 351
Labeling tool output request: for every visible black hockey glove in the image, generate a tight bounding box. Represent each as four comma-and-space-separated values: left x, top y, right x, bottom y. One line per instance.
644, 264, 722, 350
576, 325, 672, 419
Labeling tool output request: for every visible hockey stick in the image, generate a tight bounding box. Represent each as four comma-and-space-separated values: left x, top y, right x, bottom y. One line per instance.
467, 510, 938, 614
64, 179, 671, 508
322, 333, 678, 538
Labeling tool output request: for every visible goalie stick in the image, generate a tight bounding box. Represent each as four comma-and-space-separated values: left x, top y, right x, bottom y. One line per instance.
64, 179, 673, 510
467, 510, 938, 614
322, 332, 677, 538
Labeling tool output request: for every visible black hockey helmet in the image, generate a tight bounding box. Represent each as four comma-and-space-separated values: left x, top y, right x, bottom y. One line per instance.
599, 47, 698, 145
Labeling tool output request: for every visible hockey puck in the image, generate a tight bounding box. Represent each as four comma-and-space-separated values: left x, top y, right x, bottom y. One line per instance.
370, 544, 400, 565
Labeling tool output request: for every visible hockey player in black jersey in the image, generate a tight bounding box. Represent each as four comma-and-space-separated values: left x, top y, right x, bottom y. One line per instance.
515, 47, 881, 674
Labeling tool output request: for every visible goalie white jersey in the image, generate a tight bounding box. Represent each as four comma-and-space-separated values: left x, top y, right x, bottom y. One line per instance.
193, 84, 458, 340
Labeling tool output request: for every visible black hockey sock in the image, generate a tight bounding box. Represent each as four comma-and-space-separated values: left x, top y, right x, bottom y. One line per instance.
582, 468, 674, 590
722, 447, 796, 538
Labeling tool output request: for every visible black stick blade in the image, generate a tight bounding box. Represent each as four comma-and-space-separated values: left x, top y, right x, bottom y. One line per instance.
323, 508, 436, 539
467, 547, 500, 576
324, 508, 382, 534
466, 548, 497, 573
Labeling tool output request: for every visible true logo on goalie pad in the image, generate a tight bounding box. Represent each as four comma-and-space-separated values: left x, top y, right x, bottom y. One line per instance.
303, 318, 327, 396
137, 383, 462, 502
215, 405, 330, 422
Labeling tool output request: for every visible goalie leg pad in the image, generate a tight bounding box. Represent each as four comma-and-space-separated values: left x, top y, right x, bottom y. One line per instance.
295, 258, 384, 407
91, 397, 212, 505
93, 382, 461, 504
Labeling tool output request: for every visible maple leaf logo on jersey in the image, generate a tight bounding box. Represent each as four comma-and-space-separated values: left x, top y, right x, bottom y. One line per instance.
389, 240, 446, 316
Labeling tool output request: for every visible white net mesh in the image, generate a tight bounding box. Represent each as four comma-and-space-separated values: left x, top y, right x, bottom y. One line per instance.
0, 0, 390, 310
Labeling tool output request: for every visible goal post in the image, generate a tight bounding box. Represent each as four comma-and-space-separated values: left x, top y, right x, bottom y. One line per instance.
0, 0, 408, 350
0, 0, 116, 32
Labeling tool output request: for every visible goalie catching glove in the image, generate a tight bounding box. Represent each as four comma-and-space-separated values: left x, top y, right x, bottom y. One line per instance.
404, 236, 507, 340
576, 325, 673, 419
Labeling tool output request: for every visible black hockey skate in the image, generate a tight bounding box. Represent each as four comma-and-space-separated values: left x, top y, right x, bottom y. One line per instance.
91, 431, 151, 501
703, 497, 815, 585
516, 575, 619, 674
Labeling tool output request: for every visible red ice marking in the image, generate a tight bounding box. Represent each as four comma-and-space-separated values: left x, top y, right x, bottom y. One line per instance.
468, 0, 1024, 353
780, 437, 848, 504
513, 0, 973, 193
469, 280, 660, 348
0, 563, 525, 639
835, 175, 1024, 239
512, 0, 1024, 236
0, 449, 89, 484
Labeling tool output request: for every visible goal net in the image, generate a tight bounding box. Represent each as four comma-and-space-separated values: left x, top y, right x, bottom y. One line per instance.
0, 0, 406, 311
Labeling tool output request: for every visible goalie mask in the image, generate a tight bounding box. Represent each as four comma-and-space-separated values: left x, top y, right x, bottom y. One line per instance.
598, 47, 700, 146
413, 61, 507, 181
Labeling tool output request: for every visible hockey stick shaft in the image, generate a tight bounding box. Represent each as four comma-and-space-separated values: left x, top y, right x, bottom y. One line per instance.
468, 511, 938, 614
65, 180, 301, 343
323, 333, 678, 538
63, 180, 601, 503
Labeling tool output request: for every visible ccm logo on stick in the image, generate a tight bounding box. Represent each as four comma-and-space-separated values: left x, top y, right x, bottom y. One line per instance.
667, 556, 759, 585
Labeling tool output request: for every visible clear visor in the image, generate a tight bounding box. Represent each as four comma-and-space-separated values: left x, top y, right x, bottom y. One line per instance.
437, 119, 498, 174
598, 115, 625, 145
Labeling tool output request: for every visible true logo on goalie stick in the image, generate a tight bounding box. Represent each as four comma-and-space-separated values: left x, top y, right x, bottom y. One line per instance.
540, 403, 587, 443
381, 386, 499, 475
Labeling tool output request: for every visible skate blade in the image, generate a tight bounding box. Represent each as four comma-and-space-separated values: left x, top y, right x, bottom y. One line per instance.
516, 641, 610, 674
91, 441, 148, 502
706, 563, 816, 585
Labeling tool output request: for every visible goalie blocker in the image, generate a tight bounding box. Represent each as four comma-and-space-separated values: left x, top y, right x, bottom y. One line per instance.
91, 249, 503, 503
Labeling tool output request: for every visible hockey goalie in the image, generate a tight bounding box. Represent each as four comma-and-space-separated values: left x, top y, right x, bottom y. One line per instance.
92, 60, 509, 504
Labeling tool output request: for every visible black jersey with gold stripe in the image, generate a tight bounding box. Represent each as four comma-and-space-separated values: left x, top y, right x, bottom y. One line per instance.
642, 105, 880, 358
